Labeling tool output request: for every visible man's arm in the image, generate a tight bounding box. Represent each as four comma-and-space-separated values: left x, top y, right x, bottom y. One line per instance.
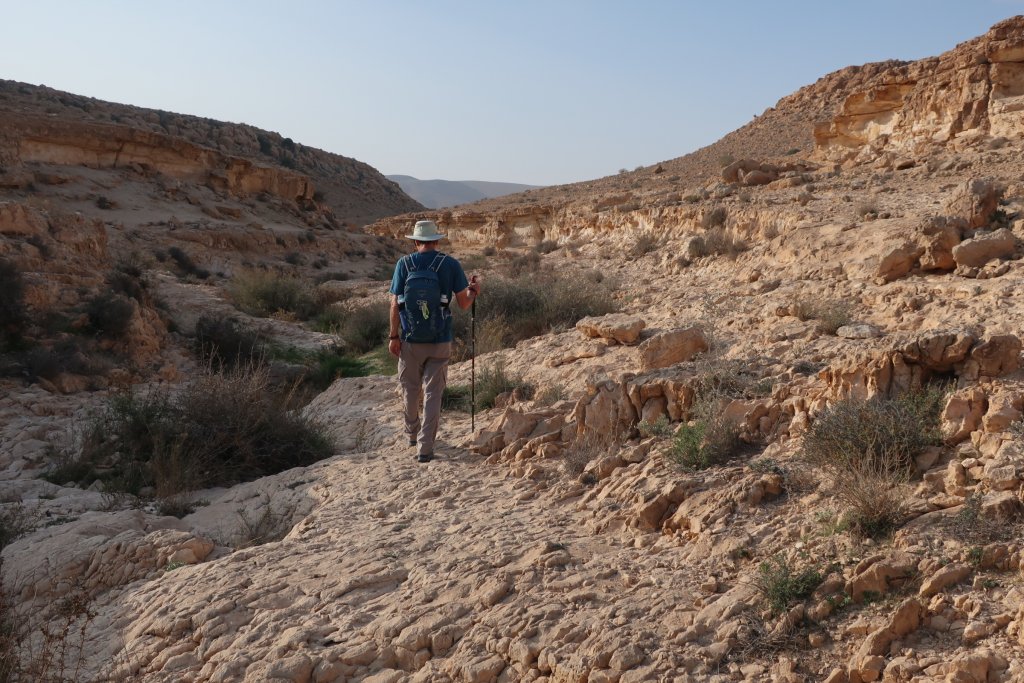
388, 294, 402, 357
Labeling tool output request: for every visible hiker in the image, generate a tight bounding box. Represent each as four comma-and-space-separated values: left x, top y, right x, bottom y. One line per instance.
388, 220, 481, 463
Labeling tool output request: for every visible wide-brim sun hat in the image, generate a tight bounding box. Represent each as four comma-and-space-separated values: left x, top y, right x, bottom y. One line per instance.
406, 220, 445, 241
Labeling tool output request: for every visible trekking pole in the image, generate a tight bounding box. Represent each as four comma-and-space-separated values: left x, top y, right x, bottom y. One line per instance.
471, 297, 476, 433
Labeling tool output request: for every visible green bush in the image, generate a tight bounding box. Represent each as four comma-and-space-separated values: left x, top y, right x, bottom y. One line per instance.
475, 361, 534, 410
229, 270, 318, 319
637, 416, 672, 438
45, 364, 333, 499
323, 303, 390, 354
441, 384, 472, 412
195, 315, 265, 368
755, 556, 823, 616
305, 348, 370, 389
669, 399, 741, 470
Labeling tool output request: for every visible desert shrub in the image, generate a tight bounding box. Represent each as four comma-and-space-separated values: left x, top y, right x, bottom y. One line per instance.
802, 391, 944, 473
195, 315, 265, 368
629, 233, 662, 258
0, 502, 35, 551
793, 298, 855, 334
946, 491, 1019, 544
482, 246, 497, 257
46, 364, 333, 499
229, 270, 318, 319
0, 567, 96, 682
690, 357, 769, 400
533, 240, 559, 255
504, 251, 541, 277
95, 195, 117, 209
791, 359, 821, 376
701, 206, 728, 229
754, 556, 823, 616
441, 384, 472, 412
534, 383, 567, 407
814, 303, 855, 335
701, 230, 748, 259
637, 416, 672, 438
449, 270, 617, 361
314, 270, 349, 284
85, 293, 135, 338
802, 390, 945, 538
475, 361, 534, 410
854, 200, 879, 218
21, 338, 109, 381
460, 253, 489, 270
329, 301, 389, 352
0, 258, 26, 342
167, 246, 210, 279
284, 251, 305, 266
107, 257, 148, 302
461, 316, 514, 360
797, 191, 814, 206
670, 397, 741, 470
561, 430, 620, 481
833, 447, 910, 539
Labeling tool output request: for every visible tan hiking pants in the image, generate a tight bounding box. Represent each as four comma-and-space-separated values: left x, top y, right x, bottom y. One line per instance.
398, 341, 451, 457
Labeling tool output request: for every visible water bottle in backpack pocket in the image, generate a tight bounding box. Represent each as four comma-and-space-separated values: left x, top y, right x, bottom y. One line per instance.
399, 253, 450, 343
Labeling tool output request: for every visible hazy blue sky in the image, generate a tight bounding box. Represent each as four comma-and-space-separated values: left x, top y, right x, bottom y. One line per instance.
4, 1, 1022, 185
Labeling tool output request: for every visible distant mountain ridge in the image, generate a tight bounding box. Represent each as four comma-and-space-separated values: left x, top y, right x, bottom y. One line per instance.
387, 175, 541, 209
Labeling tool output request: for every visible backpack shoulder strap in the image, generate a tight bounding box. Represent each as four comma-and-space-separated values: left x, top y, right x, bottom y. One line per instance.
428, 253, 447, 273
404, 254, 418, 272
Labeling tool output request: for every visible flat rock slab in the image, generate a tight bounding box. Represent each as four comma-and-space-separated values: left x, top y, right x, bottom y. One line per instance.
576, 314, 646, 345
638, 325, 708, 370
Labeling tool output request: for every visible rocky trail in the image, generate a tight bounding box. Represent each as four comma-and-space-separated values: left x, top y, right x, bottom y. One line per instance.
16, 375, 713, 683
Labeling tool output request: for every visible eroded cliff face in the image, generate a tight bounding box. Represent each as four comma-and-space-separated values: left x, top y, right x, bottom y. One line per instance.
0, 79, 424, 225
813, 16, 1024, 163
1, 114, 313, 202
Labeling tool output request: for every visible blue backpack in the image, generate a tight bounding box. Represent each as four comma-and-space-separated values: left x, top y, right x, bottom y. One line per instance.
399, 253, 450, 343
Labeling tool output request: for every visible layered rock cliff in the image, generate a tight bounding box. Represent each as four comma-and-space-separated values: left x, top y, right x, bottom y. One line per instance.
0, 79, 423, 224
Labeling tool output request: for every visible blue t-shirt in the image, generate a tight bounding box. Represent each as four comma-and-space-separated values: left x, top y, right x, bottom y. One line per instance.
389, 251, 469, 343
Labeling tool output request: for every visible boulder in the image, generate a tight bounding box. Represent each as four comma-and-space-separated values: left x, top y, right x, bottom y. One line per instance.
874, 241, 923, 282
941, 387, 987, 444
576, 314, 646, 345
741, 169, 775, 186
942, 178, 1002, 230
637, 326, 708, 370
970, 334, 1022, 377
918, 216, 965, 271
952, 228, 1018, 267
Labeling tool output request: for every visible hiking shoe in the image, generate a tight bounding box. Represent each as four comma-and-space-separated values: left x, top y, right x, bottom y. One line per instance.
417, 453, 433, 463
